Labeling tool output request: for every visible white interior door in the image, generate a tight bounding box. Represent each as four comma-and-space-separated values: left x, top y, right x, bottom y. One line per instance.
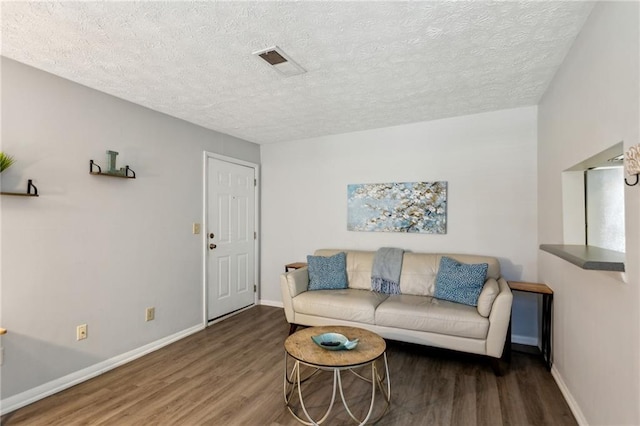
207, 156, 256, 321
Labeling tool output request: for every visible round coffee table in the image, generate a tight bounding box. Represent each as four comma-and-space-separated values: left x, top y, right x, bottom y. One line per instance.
283, 325, 391, 425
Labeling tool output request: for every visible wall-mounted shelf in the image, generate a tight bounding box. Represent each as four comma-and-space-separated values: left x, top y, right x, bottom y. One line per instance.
89, 160, 136, 179
1, 179, 39, 197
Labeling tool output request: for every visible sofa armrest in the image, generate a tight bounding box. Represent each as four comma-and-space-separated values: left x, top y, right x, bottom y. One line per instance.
485, 277, 513, 358
283, 267, 309, 298
280, 267, 309, 323
477, 278, 500, 317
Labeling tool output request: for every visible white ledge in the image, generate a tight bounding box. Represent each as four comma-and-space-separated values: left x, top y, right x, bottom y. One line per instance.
539, 244, 625, 272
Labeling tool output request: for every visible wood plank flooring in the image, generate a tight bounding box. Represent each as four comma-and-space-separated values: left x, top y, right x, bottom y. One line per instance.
1, 306, 576, 425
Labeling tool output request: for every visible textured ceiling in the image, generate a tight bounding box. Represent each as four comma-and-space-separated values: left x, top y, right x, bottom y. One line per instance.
1, 1, 595, 144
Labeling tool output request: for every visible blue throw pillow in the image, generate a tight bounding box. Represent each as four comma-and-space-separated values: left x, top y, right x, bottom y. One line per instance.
307, 252, 348, 291
434, 256, 488, 306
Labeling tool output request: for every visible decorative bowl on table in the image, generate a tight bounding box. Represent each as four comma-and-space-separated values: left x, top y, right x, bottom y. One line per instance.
311, 332, 359, 351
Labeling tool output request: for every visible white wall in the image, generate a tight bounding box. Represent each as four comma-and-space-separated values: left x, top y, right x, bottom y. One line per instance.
537, 2, 639, 424
0, 58, 260, 403
261, 106, 539, 341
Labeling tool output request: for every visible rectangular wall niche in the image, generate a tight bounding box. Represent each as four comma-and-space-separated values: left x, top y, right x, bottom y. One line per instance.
347, 181, 447, 234
562, 141, 625, 252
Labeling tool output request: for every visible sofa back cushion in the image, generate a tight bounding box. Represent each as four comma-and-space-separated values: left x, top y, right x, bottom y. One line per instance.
397, 253, 438, 296
314, 249, 501, 297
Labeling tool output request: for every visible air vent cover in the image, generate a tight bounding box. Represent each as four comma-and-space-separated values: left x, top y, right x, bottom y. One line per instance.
259, 50, 287, 65
253, 46, 306, 77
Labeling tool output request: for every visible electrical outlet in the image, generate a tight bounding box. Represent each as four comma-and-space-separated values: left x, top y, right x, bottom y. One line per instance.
146, 307, 155, 322
77, 324, 87, 341
192, 223, 201, 234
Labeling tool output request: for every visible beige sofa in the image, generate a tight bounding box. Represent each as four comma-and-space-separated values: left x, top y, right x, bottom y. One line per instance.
280, 249, 513, 363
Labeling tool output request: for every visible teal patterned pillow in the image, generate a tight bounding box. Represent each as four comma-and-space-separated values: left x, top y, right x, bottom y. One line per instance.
307, 252, 348, 291
434, 256, 488, 306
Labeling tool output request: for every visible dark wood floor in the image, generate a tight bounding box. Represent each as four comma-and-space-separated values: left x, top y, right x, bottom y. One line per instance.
2, 305, 576, 425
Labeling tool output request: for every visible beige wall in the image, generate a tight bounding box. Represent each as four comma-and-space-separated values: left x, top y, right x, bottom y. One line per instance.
537, 2, 639, 424
0, 58, 260, 407
260, 106, 540, 342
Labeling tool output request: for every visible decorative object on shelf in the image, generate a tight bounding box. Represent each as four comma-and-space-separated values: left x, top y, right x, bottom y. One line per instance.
0, 152, 39, 196
89, 150, 136, 178
347, 181, 447, 234
625, 144, 640, 186
1, 179, 39, 197
311, 332, 359, 351
0, 151, 16, 173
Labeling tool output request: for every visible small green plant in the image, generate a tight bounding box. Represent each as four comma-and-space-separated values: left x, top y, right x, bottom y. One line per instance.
0, 152, 16, 172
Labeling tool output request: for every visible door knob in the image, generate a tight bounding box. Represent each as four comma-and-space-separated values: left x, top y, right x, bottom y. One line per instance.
209, 233, 215, 239
209, 243, 217, 250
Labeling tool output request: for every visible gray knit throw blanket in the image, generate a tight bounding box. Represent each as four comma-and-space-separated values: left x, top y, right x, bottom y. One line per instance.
371, 247, 404, 295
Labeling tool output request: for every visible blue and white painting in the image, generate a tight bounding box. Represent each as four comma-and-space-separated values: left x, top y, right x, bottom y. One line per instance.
347, 182, 447, 234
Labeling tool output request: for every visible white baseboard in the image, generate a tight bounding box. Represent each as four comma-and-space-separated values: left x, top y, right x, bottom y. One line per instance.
511, 334, 539, 346
0, 324, 204, 415
551, 366, 587, 426
259, 299, 283, 308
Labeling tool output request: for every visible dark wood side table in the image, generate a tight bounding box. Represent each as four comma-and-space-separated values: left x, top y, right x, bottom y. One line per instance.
285, 262, 307, 273
508, 281, 554, 370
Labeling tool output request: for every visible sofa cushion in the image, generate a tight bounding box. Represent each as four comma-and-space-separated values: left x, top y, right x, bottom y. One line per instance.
398, 254, 502, 297
477, 278, 500, 317
434, 256, 488, 306
293, 289, 389, 324
398, 253, 438, 296
307, 252, 348, 291
315, 249, 374, 290
315, 249, 501, 297
440, 254, 500, 281
375, 294, 489, 339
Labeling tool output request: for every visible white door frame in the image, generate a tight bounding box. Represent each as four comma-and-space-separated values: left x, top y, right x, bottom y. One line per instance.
202, 152, 260, 326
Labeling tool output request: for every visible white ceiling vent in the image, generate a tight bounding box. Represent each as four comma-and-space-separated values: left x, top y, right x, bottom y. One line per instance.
253, 46, 306, 77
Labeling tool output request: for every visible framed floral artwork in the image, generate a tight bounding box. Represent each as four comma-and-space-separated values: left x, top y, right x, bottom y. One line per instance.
347, 181, 447, 234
